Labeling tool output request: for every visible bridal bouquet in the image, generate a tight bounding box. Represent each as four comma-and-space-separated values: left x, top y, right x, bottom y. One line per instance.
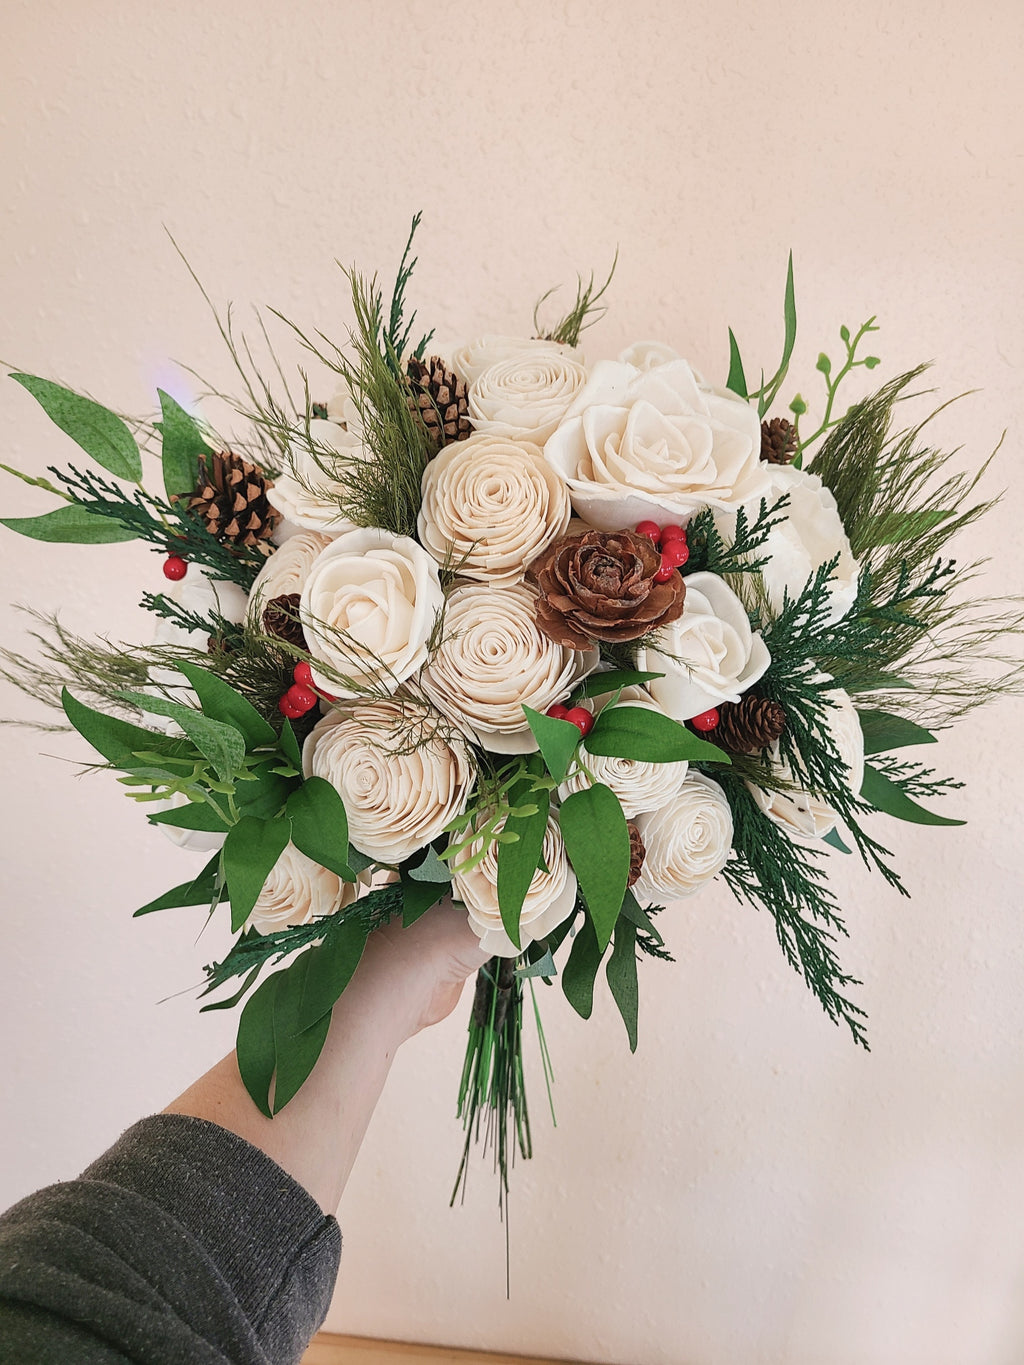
3, 220, 1019, 1200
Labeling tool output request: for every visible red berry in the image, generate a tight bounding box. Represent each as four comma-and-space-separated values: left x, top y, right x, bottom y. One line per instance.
653, 558, 677, 583
659, 524, 685, 544
690, 708, 720, 732
286, 683, 318, 714
279, 696, 304, 718
564, 706, 594, 737
162, 555, 187, 581
635, 519, 661, 543
292, 661, 314, 686
660, 539, 690, 569
546, 704, 570, 720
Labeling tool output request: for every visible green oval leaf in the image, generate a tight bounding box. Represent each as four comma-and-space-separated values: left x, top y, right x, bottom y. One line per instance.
0, 503, 136, 544
223, 814, 292, 931
570, 668, 665, 702
558, 783, 631, 952
606, 917, 639, 1052
175, 660, 277, 749
157, 389, 212, 500
496, 784, 550, 950
11, 372, 142, 481
61, 687, 185, 767
134, 852, 221, 916
522, 704, 581, 784
726, 327, 748, 399
861, 763, 965, 827
286, 776, 353, 880
117, 689, 246, 782
295, 916, 369, 1033
561, 916, 603, 1019
858, 708, 936, 756
587, 704, 730, 765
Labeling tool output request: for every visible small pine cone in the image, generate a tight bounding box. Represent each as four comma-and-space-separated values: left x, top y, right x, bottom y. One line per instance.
760, 417, 798, 465
626, 820, 646, 888
715, 695, 786, 754
407, 355, 471, 449
187, 451, 279, 555
262, 593, 307, 650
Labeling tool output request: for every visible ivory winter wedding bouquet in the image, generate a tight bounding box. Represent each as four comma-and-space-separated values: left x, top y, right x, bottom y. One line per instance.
3, 220, 1020, 1201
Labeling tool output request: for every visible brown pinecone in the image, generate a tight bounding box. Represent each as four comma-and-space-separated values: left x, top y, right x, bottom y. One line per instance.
406, 355, 471, 449
760, 417, 798, 465
527, 528, 686, 649
262, 593, 307, 650
626, 821, 646, 888
715, 695, 786, 754
187, 451, 278, 554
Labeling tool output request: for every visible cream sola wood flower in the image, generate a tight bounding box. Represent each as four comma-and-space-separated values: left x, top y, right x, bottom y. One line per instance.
450, 811, 578, 958
248, 844, 373, 935
299, 527, 445, 699
418, 582, 598, 753
448, 335, 583, 387
544, 354, 765, 531
417, 433, 572, 586
466, 348, 588, 445
302, 699, 476, 865
245, 529, 332, 623
633, 772, 734, 902
268, 416, 364, 538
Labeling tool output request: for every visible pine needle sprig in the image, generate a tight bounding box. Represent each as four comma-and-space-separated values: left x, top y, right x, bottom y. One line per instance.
533, 251, 618, 347
686, 492, 792, 578
54, 464, 264, 589
386, 211, 435, 370
719, 773, 869, 1048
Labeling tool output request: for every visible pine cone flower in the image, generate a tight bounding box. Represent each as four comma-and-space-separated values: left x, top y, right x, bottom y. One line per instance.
407, 355, 471, 449
527, 528, 687, 649
187, 450, 279, 554
262, 593, 308, 650
715, 695, 786, 754
626, 820, 646, 888
759, 417, 798, 465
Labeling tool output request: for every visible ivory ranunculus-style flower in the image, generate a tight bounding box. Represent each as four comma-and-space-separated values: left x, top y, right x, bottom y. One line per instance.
300, 528, 445, 698
544, 356, 764, 531
618, 340, 681, 370
248, 843, 371, 935
468, 350, 588, 445
269, 418, 363, 537
449, 335, 582, 387
451, 812, 578, 957
721, 464, 860, 624
636, 571, 770, 721
417, 434, 571, 586
246, 530, 332, 623
748, 683, 865, 839
633, 773, 733, 901
419, 583, 598, 753
302, 700, 476, 864
558, 697, 690, 818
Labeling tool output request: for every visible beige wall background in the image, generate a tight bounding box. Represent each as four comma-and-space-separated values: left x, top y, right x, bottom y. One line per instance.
2, 2, 1023, 1362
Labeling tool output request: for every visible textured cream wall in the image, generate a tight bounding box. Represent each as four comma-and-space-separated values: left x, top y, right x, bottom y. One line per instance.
2, 3, 1023, 1363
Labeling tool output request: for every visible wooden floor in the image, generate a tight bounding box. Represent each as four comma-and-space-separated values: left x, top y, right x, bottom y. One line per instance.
303, 1333, 574, 1365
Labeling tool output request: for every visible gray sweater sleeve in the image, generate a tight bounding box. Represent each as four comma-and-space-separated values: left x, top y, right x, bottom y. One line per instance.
0, 1113, 342, 1365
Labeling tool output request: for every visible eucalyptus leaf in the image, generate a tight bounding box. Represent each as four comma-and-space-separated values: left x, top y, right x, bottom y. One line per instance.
236, 973, 279, 1118
570, 668, 665, 702
223, 814, 292, 932
117, 689, 245, 782
61, 688, 186, 768
558, 783, 631, 952
0, 503, 136, 544
823, 827, 852, 854
522, 704, 581, 784
286, 777, 353, 880
157, 389, 212, 500
496, 781, 550, 951
858, 708, 937, 756
11, 372, 142, 481
147, 801, 230, 833
606, 917, 639, 1052
516, 947, 557, 979
408, 845, 453, 883
346, 846, 377, 874
174, 661, 276, 749
587, 703, 730, 766
402, 875, 446, 927
561, 916, 603, 1019
861, 764, 965, 827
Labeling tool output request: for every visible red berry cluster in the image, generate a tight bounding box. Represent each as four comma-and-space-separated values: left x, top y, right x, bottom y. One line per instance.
546, 703, 594, 736
279, 662, 319, 720
634, 520, 690, 581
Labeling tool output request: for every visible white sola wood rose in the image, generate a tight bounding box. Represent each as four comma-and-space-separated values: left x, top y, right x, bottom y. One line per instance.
558, 695, 690, 817
300, 528, 444, 698
269, 418, 363, 538
419, 582, 598, 753
720, 464, 860, 624
636, 571, 770, 721
417, 433, 571, 586
451, 812, 578, 957
544, 355, 764, 531
248, 844, 372, 934
449, 335, 582, 387
633, 772, 733, 901
748, 682, 865, 839
302, 700, 476, 864
467, 349, 588, 445
245, 529, 332, 620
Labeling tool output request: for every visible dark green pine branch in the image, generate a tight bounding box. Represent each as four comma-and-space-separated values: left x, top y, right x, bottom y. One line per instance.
719, 773, 868, 1048
685, 493, 792, 578
386, 211, 435, 368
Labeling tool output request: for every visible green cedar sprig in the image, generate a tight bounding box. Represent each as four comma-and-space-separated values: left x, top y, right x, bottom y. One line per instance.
684, 492, 792, 579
